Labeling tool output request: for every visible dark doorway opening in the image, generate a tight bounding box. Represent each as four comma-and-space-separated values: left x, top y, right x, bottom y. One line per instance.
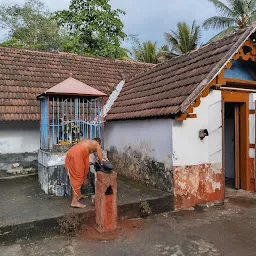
224, 102, 242, 189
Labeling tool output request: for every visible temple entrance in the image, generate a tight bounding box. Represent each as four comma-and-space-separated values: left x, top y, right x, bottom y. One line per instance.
224, 102, 241, 189
222, 91, 249, 191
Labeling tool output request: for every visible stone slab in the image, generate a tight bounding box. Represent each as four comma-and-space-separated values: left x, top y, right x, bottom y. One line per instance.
38, 150, 66, 167
0, 153, 37, 178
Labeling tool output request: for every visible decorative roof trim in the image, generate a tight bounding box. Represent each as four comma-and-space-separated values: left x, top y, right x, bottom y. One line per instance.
174, 27, 256, 121
180, 25, 256, 114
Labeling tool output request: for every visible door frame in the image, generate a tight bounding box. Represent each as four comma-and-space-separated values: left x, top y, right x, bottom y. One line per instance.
222, 90, 249, 190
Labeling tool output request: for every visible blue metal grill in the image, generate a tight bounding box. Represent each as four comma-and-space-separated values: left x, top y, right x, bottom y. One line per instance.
40, 96, 103, 150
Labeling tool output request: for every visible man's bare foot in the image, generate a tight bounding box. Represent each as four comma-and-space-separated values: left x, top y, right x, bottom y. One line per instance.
71, 201, 86, 208
91, 195, 95, 206
80, 194, 88, 199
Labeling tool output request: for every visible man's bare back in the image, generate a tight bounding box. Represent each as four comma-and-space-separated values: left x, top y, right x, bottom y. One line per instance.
79, 139, 103, 163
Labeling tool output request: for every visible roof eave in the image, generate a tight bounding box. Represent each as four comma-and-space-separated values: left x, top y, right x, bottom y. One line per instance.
180, 25, 256, 114
36, 92, 107, 100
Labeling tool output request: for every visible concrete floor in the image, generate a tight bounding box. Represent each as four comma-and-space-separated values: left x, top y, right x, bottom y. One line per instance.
2, 188, 256, 256
0, 174, 170, 228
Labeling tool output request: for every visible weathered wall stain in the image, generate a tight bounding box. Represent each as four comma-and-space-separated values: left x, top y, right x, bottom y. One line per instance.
249, 158, 255, 191
38, 164, 71, 196
173, 163, 224, 210
108, 146, 173, 193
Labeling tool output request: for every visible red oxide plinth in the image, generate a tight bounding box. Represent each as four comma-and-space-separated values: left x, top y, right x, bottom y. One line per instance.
95, 171, 117, 233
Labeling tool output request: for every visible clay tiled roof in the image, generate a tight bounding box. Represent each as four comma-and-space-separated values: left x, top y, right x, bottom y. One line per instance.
107, 25, 256, 121
0, 48, 153, 121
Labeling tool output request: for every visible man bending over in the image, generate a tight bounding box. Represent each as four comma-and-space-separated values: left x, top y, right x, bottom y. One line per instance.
65, 138, 103, 208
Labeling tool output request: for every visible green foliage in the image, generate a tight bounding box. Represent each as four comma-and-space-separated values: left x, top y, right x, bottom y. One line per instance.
165, 21, 201, 54
203, 0, 256, 41
131, 35, 174, 63
0, 0, 67, 51
0, 37, 24, 48
132, 39, 158, 63
55, 0, 128, 59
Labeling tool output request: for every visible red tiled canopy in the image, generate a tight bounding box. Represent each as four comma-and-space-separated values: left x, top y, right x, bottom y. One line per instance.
39, 76, 107, 98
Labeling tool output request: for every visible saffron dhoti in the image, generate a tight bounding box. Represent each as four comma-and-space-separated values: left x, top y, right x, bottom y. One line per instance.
65, 143, 89, 198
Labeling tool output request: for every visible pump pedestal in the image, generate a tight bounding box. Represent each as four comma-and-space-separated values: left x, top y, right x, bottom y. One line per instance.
95, 171, 117, 233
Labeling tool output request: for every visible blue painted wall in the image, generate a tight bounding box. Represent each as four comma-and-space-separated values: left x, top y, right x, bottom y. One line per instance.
224, 60, 255, 80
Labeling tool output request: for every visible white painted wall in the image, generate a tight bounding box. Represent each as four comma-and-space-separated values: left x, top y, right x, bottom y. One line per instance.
0, 121, 40, 154
172, 90, 222, 166
105, 119, 173, 167
103, 80, 125, 117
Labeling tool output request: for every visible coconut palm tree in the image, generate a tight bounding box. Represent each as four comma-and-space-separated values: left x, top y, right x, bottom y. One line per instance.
203, 0, 256, 41
164, 21, 201, 55
132, 40, 159, 63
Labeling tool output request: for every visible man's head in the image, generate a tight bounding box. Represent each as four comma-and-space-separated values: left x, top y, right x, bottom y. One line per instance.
93, 137, 101, 145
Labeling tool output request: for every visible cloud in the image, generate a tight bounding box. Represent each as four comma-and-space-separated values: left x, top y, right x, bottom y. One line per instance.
0, 0, 221, 48
110, 0, 221, 47
0, 0, 69, 11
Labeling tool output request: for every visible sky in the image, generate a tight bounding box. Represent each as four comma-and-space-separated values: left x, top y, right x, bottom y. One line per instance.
0, 0, 222, 50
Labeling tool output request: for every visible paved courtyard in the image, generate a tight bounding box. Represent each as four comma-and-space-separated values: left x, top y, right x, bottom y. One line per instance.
2, 188, 256, 256
0, 175, 170, 229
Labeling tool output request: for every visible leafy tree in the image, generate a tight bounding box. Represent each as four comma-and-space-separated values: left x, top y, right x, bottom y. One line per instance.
0, 0, 66, 51
165, 21, 201, 54
55, 0, 128, 59
203, 0, 256, 41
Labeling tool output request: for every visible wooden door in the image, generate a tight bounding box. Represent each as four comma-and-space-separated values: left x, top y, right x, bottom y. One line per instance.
255, 101, 256, 191
234, 104, 240, 189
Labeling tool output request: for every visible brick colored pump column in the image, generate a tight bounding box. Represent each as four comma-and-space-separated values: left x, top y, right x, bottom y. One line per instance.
95, 171, 117, 233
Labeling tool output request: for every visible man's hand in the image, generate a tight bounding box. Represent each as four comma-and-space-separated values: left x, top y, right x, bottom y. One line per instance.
96, 143, 103, 163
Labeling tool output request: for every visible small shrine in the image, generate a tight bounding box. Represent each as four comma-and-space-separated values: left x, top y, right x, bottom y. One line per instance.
37, 74, 107, 196
37, 73, 107, 150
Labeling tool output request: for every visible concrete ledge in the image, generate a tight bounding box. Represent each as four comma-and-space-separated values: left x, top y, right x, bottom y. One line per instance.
0, 175, 173, 243
0, 153, 38, 178
38, 150, 66, 167
0, 195, 172, 243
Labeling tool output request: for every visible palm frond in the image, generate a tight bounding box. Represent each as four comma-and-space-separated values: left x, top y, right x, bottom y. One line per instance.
248, 0, 256, 10
230, 0, 247, 15
133, 40, 158, 63
203, 16, 236, 29
246, 10, 256, 24
205, 0, 256, 41
207, 0, 236, 17
165, 21, 200, 54
190, 21, 201, 49
177, 22, 190, 53
165, 32, 181, 54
